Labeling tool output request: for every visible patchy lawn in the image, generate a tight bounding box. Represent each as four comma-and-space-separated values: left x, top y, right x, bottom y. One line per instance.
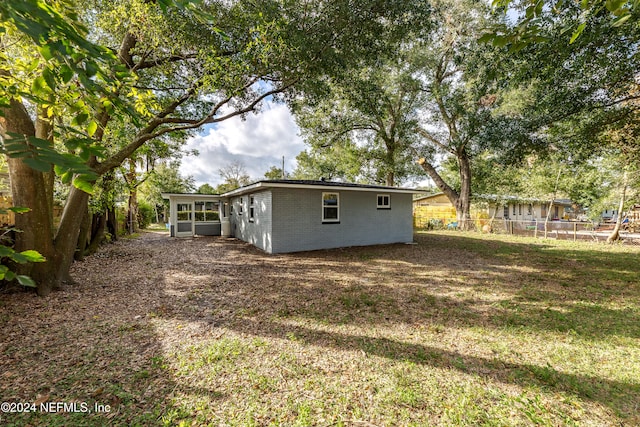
1, 231, 639, 426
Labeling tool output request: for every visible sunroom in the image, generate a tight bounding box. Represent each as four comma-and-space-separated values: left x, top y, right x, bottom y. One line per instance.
162, 193, 223, 237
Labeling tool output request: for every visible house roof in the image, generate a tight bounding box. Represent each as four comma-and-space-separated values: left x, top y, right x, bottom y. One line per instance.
219, 180, 425, 197
413, 193, 448, 202
161, 193, 222, 199
413, 192, 575, 206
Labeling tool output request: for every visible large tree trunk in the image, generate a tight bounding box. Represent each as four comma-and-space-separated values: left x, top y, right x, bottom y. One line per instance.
107, 206, 118, 241
417, 158, 460, 207
607, 170, 628, 244
455, 150, 472, 230
1, 100, 57, 296
35, 107, 55, 232
52, 185, 91, 285
126, 158, 139, 234
86, 212, 107, 255
75, 206, 91, 261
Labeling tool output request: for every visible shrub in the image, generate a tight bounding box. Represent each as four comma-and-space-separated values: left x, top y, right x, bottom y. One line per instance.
137, 201, 155, 229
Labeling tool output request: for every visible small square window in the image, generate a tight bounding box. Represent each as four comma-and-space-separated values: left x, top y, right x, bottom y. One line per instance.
377, 194, 390, 209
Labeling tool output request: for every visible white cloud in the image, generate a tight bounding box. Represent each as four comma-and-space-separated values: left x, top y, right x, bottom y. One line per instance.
179, 102, 305, 187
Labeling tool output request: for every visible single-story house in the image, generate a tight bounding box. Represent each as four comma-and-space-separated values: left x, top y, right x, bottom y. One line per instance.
476, 195, 576, 221
163, 180, 420, 253
413, 192, 578, 222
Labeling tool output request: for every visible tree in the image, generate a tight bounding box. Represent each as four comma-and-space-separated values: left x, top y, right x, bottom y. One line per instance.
139, 160, 195, 223
487, 0, 638, 48
196, 183, 216, 194
408, 0, 514, 229
483, 0, 640, 240
216, 160, 251, 193
2, 0, 428, 295
291, 144, 363, 182
294, 60, 425, 186
264, 166, 285, 180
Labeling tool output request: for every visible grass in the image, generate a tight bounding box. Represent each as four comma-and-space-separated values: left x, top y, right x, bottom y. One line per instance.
1, 230, 639, 426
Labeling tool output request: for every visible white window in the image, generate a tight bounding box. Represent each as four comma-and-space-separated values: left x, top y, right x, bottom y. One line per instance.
249, 196, 255, 222
239, 197, 243, 215
322, 192, 339, 222
377, 194, 390, 209
194, 201, 219, 222
177, 203, 192, 221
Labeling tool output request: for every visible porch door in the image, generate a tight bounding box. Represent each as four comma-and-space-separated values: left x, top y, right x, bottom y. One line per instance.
176, 202, 193, 237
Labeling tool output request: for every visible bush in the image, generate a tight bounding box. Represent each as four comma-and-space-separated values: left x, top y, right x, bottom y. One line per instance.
137, 201, 155, 229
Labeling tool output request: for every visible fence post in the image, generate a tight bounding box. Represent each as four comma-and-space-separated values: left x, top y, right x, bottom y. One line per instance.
573, 222, 577, 241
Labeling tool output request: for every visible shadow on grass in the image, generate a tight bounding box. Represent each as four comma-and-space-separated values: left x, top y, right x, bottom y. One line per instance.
153, 232, 640, 419
226, 317, 640, 419
255, 232, 640, 340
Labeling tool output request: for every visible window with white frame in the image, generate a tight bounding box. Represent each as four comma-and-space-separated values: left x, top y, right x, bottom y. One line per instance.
239, 197, 243, 215
194, 201, 219, 221
322, 192, 339, 222
249, 196, 255, 222
377, 194, 390, 209
177, 203, 192, 221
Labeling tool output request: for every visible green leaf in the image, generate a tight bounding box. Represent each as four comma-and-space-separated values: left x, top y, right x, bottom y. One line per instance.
8, 206, 31, 214
31, 75, 50, 96
71, 112, 90, 126
605, 0, 627, 12
569, 23, 586, 44
478, 33, 496, 44
23, 157, 52, 173
16, 275, 37, 288
87, 120, 98, 137
612, 13, 632, 26
85, 61, 98, 77
39, 44, 54, 60
73, 176, 95, 194
5, 270, 15, 281
19, 250, 46, 263
0, 264, 8, 279
60, 65, 74, 83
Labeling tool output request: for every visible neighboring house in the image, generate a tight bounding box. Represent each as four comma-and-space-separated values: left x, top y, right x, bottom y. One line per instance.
413, 193, 457, 227
163, 180, 419, 253
601, 208, 619, 222
478, 195, 575, 221
413, 192, 577, 222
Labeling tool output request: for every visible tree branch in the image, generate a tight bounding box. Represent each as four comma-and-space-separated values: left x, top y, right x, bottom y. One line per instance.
416, 127, 454, 154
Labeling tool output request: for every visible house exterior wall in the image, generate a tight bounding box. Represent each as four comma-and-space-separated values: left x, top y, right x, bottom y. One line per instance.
488, 202, 569, 221
230, 190, 273, 253
268, 188, 413, 253
413, 193, 451, 207
195, 223, 221, 235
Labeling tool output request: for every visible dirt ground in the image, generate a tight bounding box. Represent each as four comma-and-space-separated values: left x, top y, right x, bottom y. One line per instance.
1, 231, 638, 426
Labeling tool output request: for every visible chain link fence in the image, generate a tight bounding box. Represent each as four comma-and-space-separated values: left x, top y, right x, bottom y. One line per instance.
414, 213, 640, 245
